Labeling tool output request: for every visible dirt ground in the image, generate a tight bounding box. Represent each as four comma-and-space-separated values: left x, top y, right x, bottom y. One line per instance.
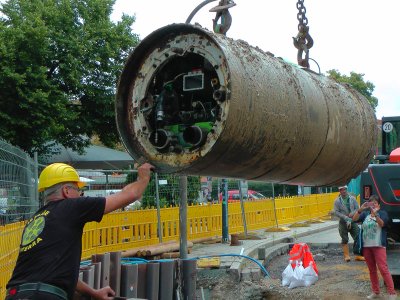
196, 245, 400, 300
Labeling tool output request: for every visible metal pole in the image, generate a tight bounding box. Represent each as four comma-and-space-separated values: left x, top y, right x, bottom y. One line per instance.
221, 178, 229, 243
179, 175, 188, 259
271, 183, 279, 228
155, 173, 163, 243
238, 180, 247, 236
105, 173, 109, 195
217, 178, 220, 203
34, 152, 39, 207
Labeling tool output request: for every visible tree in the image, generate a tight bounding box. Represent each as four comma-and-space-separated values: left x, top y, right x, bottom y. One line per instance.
0, 0, 139, 155
326, 69, 378, 110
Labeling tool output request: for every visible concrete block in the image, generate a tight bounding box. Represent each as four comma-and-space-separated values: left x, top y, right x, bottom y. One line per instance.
220, 261, 233, 269
110, 252, 121, 296
121, 264, 138, 298
137, 263, 147, 299
92, 253, 110, 288
240, 269, 251, 281
146, 262, 160, 300
81, 265, 94, 288
227, 265, 241, 282
250, 268, 262, 281
92, 262, 101, 289
159, 260, 174, 300
258, 247, 266, 260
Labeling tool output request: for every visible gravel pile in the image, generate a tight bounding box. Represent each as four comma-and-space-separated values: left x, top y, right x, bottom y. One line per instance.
195, 245, 399, 300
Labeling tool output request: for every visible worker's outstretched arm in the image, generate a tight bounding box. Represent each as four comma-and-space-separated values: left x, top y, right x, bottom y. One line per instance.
352, 202, 369, 221
76, 279, 115, 299
104, 163, 154, 214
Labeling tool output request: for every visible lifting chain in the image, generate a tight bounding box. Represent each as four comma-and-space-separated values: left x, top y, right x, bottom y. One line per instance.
209, 0, 236, 35
293, 0, 314, 68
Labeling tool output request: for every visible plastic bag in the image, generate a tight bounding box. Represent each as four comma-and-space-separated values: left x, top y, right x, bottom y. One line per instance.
282, 260, 294, 286
288, 261, 306, 289
303, 261, 318, 287
290, 243, 319, 275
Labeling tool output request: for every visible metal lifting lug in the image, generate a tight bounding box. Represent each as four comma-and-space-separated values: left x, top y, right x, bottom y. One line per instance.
210, 0, 236, 35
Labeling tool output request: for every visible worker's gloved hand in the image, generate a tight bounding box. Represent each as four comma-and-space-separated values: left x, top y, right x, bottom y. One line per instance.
346, 218, 352, 229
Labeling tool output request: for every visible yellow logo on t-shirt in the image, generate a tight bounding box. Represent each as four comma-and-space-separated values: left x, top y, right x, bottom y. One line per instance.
20, 210, 49, 252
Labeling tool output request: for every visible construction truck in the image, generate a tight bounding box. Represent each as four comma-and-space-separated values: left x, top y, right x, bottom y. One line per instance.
360, 116, 400, 281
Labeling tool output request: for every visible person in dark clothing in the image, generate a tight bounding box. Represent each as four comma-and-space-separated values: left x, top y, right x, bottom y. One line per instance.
6, 162, 153, 300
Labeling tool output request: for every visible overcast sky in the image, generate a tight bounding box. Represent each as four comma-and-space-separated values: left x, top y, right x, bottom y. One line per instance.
112, 0, 400, 120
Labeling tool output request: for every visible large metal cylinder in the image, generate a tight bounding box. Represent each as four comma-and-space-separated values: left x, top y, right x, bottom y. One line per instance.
116, 23, 377, 186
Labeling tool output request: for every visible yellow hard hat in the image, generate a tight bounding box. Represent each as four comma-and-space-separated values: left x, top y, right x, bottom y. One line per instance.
38, 163, 86, 192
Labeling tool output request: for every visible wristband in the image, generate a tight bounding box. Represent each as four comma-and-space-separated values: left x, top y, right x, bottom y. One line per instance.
357, 209, 362, 214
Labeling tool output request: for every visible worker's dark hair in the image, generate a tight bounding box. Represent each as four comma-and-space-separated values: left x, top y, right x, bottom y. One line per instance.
369, 194, 380, 204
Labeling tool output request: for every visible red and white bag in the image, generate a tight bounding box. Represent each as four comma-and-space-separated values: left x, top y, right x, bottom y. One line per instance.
289, 243, 318, 275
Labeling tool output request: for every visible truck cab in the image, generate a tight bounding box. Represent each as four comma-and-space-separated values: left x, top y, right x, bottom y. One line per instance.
361, 116, 400, 237
360, 116, 400, 280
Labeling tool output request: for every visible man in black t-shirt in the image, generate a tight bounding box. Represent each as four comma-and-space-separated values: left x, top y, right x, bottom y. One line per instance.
6, 162, 153, 300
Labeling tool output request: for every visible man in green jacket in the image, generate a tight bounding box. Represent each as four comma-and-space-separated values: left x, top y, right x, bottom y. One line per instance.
333, 185, 365, 262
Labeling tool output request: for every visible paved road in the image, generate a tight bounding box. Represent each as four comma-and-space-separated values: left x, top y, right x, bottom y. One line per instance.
189, 219, 340, 259
189, 219, 342, 276
298, 226, 341, 244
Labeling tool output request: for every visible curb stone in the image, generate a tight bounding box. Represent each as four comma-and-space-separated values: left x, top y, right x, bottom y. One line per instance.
228, 222, 338, 281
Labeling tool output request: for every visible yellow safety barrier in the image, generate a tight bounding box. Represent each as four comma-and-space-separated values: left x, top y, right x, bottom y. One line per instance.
0, 221, 25, 298
0, 193, 337, 297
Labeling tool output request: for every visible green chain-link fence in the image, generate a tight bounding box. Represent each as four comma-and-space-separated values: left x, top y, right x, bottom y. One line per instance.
0, 139, 38, 225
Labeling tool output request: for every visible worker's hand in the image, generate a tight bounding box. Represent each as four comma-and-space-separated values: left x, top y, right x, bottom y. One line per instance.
137, 163, 155, 182
92, 286, 115, 300
370, 207, 379, 217
345, 217, 352, 229
346, 220, 352, 229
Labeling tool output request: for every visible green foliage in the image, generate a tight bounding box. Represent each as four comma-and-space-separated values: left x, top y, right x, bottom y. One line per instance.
0, 0, 139, 155
326, 69, 378, 110
125, 173, 201, 208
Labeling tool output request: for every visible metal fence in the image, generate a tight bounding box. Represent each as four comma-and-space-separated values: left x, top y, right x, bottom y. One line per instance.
75, 171, 299, 209
0, 138, 335, 224
77, 170, 203, 208
0, 139, 38, 225
0, 138, 276, 224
